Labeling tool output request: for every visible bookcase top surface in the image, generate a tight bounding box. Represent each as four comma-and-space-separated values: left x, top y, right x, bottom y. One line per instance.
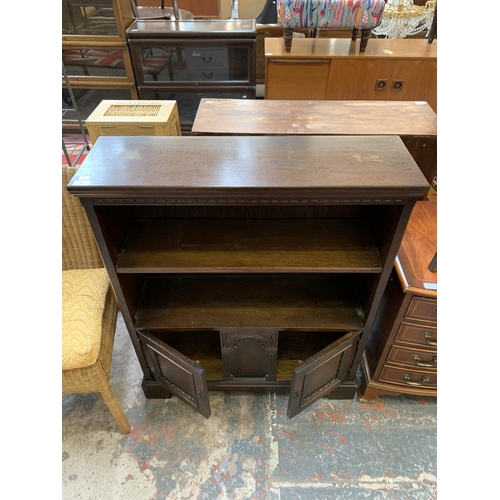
68, 135, 429, 199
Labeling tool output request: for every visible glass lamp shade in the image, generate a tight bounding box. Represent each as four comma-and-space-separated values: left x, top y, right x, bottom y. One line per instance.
373, 0, 436, 39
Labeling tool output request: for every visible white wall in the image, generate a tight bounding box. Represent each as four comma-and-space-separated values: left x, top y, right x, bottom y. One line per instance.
219, 0, 267, 20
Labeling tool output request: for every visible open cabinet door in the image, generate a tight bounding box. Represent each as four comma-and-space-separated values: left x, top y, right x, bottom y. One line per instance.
287, 331, 361, 418
139, 332, 211, 418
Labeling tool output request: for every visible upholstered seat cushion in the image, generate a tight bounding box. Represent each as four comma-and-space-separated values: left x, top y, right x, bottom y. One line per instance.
62, 268, 110, 370
277, 0, 386, 29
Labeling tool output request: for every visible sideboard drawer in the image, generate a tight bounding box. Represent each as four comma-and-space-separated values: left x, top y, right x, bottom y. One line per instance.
395, 322, 437, 349
405, 296, 437, 323
387, 345, 437, 371
265, 59, 330, 100
379, 366, 437, 389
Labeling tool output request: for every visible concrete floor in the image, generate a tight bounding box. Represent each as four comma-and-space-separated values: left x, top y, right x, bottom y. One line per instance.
62, 314, 437, 499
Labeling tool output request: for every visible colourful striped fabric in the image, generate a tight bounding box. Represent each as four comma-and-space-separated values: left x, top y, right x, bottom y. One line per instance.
277, 0, 386, 29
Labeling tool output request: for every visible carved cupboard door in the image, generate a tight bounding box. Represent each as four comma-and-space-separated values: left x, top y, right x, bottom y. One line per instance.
138, 332, 211, 418
287, 331, 361, 418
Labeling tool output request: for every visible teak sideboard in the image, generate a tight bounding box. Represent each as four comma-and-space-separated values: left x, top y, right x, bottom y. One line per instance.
264, 38, 437, 113
67, 135, 429, 419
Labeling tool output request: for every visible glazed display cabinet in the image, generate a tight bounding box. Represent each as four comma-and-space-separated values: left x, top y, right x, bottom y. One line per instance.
126, 19, 256, 132
67, 135, 429, 419
62, 0, 138, 128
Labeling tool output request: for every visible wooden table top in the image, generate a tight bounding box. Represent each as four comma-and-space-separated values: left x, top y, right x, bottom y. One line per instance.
396, 201, 437, 295
126, 19, 256, 38
192, 99, 437, 136
67, 135, 429, 200
264, 37, 437, 59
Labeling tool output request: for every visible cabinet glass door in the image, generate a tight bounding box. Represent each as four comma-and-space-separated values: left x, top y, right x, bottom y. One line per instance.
131, 44, 251, 84
63, 48, 128, 78
63, 0, 119, 36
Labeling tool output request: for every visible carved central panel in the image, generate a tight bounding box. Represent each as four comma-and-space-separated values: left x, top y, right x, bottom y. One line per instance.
221, 331, 278, 380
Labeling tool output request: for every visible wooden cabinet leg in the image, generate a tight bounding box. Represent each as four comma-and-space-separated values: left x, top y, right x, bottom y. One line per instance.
357, 386, 381, 402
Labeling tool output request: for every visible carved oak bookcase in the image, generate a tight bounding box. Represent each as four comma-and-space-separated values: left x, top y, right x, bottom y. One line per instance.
67, 135, 429, 419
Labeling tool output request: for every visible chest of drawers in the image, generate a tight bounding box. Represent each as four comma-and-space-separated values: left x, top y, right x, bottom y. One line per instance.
358, 201, 437, 401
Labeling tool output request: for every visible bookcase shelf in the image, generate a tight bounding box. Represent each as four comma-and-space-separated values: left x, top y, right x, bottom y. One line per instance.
134, 274, 365, 331
116, 219, 383, 273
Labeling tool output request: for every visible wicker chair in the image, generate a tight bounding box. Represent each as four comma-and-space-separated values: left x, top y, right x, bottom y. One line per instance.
62, 164, 131, 434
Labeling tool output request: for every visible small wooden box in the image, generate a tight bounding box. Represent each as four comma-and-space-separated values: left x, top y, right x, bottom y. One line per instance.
85, 100, 181, 144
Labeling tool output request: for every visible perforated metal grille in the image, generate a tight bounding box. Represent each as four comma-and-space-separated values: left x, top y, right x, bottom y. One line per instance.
104, 105, 162, 117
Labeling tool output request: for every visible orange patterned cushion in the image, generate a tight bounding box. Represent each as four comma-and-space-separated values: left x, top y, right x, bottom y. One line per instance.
62, 268, 110, 370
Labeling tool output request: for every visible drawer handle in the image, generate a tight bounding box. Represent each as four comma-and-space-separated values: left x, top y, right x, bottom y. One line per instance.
203, 71, 214, 78
403, 374, 430, 386
202, 56, 212, 63
412, 354, 437, 368
100, 125, 115, 128
271, 59, 330, 64
391, 80, 404, 91
139, 125, 155, 128
422, 332, 437, 346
